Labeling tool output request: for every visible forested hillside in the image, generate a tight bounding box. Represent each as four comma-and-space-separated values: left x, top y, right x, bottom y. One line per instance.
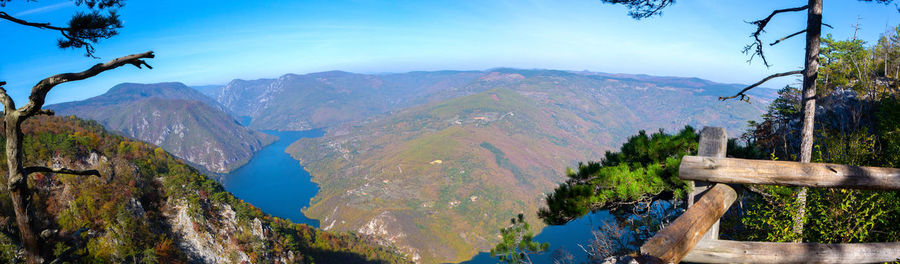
0, 115, 408, 263
285, 69, 773, 263
49, 83, 276, 173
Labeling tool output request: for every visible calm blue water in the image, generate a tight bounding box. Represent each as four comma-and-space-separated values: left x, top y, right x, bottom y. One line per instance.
223, 128, 624, 263
237, 116, 253, 126
222, 129, 325, 227
460, 211, 615, 264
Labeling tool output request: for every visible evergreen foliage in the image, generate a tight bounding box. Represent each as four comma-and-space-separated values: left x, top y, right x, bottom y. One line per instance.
0, 0, 124, 57
490, 214, 549, 264
538, 127, 697, 226
599, 0, 674, 19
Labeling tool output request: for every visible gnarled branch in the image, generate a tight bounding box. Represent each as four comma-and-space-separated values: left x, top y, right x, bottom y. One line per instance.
23, 166, 100, 177
745, 5, 809, 67
770, 30, 806, 46
19, 51, 155, 118
720, 70, 802, 102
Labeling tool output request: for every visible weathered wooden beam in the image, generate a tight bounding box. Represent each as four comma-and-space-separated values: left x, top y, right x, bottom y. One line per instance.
638, 184, 737, 264
688, 127, 726, 241
683, 239, 900, 263
680, 156, 900, 190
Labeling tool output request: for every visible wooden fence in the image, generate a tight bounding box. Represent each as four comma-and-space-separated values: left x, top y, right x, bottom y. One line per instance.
636, 127, 900, 264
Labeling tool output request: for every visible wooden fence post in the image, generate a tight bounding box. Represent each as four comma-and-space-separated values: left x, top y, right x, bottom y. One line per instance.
639, 184, 738, 263
689, 127, 726, 240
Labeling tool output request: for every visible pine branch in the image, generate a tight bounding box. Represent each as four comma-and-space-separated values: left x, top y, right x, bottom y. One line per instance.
0, 11, 68, 31
0, 10, 122, 57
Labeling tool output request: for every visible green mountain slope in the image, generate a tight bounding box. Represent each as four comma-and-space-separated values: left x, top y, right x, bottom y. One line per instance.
49, 82, 275, 173
285, 70, 771, 263
0, 115, 409, 263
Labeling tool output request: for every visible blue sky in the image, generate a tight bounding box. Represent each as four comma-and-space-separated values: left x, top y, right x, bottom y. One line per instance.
1, 0, 899, 105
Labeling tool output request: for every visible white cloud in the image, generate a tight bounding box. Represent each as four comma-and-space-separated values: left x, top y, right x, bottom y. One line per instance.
14, 1, 71, 17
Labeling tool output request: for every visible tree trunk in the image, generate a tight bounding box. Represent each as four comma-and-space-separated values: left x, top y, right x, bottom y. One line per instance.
793, 0, 823, 241
0, 51, 152, 264
5, 112, 40, 264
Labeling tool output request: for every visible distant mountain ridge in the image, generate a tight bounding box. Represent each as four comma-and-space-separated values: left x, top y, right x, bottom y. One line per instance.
200, 69, 776, 132
49, 82, 275, 173
200, 71, 488, 130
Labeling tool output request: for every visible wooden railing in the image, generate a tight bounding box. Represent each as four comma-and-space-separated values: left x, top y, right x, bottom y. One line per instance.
636, 127, 900, 264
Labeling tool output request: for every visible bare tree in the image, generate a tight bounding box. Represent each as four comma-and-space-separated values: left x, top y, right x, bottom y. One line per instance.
724, 0, 825, 241
794, 0, 824, 239
1, 1, 154, 263
603, 0, 895, 241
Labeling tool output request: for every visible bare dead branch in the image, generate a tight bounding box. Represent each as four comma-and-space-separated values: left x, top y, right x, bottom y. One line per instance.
23, 166, 100, 177
770, 30, 806, 46
19, 51, 155, 118
745, 5, 809, 67
36, 109, 55, 116
720, 70, 802, 102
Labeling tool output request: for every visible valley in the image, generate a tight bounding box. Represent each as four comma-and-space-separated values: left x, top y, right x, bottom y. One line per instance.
281, 69, 771, 263
5, 1, 893, 263
51, 69, 773, 263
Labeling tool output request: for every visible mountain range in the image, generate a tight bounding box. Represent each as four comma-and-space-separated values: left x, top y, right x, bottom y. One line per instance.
199, 71, 496, 130
48, 69, 775, 263
282, 69, 772, 263
48, 82, 276, 173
